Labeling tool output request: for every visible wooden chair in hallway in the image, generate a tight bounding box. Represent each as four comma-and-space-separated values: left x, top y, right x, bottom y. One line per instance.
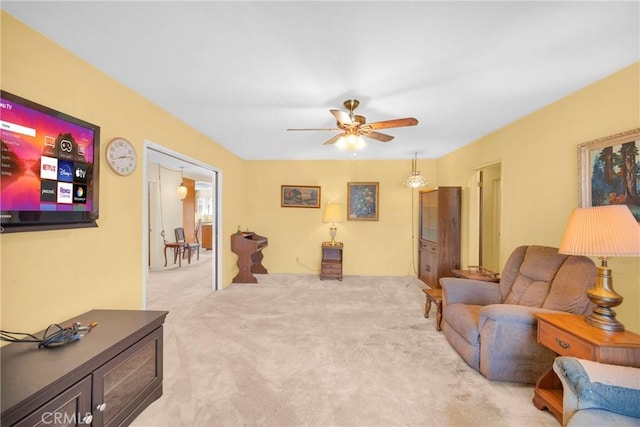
162, 230, 185, 267
174, 224, 200, 264
191, 219, 202, 261
174, 227, 192, 264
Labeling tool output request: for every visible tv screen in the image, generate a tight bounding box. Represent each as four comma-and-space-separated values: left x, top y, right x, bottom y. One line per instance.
0, 90, 100, 233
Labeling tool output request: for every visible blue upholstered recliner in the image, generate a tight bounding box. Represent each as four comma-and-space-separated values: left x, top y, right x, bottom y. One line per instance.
553, 357, 640, 426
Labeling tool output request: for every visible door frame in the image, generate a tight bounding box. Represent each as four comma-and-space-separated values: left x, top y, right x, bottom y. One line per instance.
141, 140, 223, 306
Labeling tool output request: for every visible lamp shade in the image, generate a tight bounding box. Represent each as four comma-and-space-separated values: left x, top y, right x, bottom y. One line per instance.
177, 183, 188, 200
336, 134, 366, 151
323, 203, 343, 223
404, 172, 429, 189
403, 152, 428, 189
559, 205, 640, 257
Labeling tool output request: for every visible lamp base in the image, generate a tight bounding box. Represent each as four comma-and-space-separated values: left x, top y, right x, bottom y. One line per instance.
585, 310, 625, 332
584, 263, 625, 332
329, 225, 337, 245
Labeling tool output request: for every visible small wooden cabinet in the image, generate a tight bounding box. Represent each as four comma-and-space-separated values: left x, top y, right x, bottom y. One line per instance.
1, 310, 168, 427
418, 187, 461, 288
320, 242, 343, 281
201, 223, 213, 250
533, 312, 640, 423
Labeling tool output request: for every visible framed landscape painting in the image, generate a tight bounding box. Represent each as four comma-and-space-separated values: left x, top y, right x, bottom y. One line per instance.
347, 182, 379, 221
578, 128, 640, 222
281, 185, 321, 208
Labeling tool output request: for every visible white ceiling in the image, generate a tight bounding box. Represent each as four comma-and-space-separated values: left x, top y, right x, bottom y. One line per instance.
2, 1, 639, 161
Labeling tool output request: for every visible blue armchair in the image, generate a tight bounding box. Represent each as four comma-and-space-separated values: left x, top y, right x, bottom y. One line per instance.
553, 356, 640, 426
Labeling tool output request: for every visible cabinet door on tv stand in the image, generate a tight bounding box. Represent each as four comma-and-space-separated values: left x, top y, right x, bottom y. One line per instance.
13, 376, 93, 427
92, 327, 163, 427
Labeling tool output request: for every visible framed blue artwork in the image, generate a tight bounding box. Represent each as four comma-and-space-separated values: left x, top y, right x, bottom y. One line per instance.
347, 182, 379, 221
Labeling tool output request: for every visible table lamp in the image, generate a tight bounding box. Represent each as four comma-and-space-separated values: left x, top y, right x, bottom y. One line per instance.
559, 205, 640, 332
323, 203, 344, 245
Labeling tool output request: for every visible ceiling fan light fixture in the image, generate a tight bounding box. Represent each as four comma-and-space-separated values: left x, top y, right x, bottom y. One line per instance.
336, 133, 366, 151
403, 153, 429, 189
287, 98, 418, 151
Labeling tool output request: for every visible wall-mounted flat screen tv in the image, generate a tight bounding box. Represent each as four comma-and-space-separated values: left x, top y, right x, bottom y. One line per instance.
1, 90, 100, 233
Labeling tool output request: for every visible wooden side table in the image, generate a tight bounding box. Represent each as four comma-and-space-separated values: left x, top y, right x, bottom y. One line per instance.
320, 242, 343, 280
533, 312, 640, 423
423, 288, 443, 331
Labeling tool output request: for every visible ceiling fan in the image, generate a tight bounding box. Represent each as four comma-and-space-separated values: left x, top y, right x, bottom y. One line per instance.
287, 99, 418, 149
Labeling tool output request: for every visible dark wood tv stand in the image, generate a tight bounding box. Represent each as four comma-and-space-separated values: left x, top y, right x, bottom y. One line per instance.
1, 309, 168, 427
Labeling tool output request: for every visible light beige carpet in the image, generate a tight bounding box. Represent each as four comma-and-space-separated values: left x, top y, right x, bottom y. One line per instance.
134, 257, 557, 427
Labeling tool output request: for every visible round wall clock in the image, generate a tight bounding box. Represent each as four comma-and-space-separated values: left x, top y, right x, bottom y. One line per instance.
106, 137, 137, 176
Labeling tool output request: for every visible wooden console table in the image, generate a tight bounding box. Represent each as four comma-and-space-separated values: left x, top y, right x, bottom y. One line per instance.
1, 309, 168, 427
533, 312, 640, 423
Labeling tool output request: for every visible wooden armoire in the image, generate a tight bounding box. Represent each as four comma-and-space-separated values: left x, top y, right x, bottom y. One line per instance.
418, 187, 461, 288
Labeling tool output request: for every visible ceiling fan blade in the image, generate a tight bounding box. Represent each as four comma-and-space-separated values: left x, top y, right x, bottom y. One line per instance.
368, 117, 418, 130
287, 128, 341, 131
363, 131, 394, 143
322, 134, 344, 145
330, 109, 353, 126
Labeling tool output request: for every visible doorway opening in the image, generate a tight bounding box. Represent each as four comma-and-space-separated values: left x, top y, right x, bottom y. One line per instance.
468, 163, 502, 272
142, 141, 222, 307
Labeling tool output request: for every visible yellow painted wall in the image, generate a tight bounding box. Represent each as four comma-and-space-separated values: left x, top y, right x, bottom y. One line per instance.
0, 13, 246, 333
2, 12, 638, 336
437, 62, 640, 331
243, 159, 437, 276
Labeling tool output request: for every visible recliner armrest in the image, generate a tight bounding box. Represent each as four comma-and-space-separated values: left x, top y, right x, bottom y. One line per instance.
440, 277, 502, 306
478, 305, 561, 330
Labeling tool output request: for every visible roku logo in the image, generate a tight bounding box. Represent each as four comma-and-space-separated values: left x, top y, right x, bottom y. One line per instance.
60, 188, 71, 195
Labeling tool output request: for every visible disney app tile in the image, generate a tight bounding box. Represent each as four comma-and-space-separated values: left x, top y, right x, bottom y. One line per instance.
58, 160, 74, 182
